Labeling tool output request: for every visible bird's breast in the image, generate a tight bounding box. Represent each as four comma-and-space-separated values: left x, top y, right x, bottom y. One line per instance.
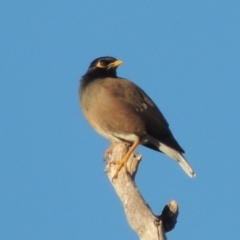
80, 80, 146, 143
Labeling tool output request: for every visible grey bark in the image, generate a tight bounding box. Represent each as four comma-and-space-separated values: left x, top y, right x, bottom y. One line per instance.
105, 143, 179, 240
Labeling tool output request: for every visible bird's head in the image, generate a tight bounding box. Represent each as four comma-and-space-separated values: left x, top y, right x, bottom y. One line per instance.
84, 56, 122, 78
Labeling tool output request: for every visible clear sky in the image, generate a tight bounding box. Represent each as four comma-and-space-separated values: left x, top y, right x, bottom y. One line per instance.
1, 1, 240, 239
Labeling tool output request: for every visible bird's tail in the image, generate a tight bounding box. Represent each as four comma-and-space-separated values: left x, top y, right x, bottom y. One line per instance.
159, 143, 196, 178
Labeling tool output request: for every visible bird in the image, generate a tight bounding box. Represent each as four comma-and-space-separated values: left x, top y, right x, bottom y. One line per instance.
79, 56, 196, 179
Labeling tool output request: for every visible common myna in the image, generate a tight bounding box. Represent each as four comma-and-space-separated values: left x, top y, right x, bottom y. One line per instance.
79, 56, 196, 179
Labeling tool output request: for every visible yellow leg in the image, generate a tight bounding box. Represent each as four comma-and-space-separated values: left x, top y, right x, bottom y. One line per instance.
112, 140, 140, 180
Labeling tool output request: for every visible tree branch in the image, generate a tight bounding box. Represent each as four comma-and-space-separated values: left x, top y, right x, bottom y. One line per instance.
105, 143, 179, 240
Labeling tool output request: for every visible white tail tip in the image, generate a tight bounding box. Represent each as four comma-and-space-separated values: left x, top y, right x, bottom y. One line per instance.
159, 143, 196, 178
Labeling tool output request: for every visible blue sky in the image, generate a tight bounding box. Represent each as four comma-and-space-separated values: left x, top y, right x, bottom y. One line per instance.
1, 1, 240, 239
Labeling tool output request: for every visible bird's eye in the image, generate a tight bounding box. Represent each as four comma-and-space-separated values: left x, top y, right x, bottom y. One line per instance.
97, 61, 107, 68
100, 61, 106, 66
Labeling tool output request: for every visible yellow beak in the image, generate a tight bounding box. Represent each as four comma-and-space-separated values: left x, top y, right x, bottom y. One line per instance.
107, 60, 122, 69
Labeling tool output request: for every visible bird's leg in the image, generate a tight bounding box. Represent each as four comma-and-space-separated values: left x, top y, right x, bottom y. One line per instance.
112, 140, 140, 180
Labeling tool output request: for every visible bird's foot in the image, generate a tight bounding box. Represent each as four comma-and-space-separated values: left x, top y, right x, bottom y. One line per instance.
111, 140, 140, 181
111, 156, 129, 180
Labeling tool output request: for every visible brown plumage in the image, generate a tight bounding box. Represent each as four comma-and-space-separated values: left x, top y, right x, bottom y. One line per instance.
79, 56, 196, 178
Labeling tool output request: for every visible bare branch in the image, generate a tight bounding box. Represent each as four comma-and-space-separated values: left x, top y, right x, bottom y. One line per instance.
105, 143, 179, 240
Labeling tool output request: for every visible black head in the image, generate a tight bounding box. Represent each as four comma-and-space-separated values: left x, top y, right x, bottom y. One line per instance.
83, 56, 122, 79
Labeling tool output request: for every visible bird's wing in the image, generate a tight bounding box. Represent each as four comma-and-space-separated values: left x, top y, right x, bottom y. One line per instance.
111, 78, 185, 153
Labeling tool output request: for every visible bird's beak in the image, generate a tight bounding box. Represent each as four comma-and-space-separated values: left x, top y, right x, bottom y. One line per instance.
107, 60, 122, 69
